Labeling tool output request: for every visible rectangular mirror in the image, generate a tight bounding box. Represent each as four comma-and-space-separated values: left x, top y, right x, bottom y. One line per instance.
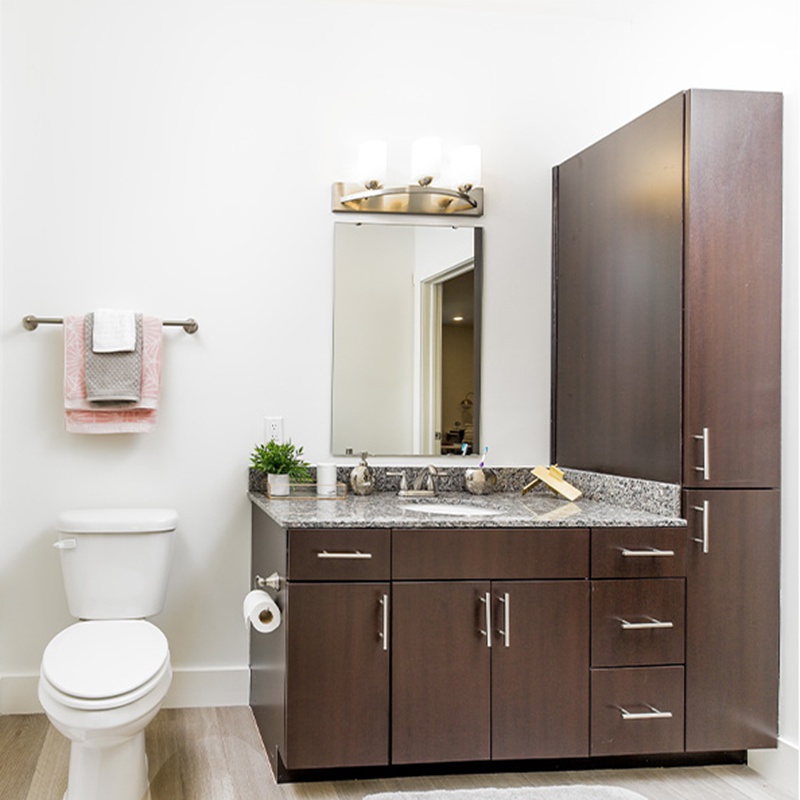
332, 223, 482, 456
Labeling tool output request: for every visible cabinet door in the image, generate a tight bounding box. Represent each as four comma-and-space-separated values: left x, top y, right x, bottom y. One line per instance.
552, 92, 684, 483
285, 582, 389, 769
392, 582, 491, 764
684, 489, 780, 750
492, 581, 589, 759
682, 90, 782, 488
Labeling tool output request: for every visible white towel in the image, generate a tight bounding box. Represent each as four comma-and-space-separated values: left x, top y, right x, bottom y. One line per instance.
92, 308, 137, 353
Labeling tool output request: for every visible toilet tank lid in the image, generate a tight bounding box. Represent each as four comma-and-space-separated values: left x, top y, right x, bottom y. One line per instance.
57, 508, 178, 533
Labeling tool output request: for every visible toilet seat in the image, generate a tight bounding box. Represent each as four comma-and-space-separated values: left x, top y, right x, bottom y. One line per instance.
41, 620, 169, 711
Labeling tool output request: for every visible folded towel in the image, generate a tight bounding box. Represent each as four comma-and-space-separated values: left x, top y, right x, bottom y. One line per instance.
85, 312, 142, 403
64, 314, 163, 434
92, 308, 137, 352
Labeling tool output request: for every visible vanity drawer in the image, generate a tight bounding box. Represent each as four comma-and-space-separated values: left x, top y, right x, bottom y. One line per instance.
591, 579, 685, 667
591, 528, 686, 578
288, 528, 390, 581
591, 666, 684, 756
392, 528, 589, 580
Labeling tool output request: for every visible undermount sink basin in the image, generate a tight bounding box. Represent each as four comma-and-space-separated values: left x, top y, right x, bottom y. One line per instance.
399, 502, 502, 518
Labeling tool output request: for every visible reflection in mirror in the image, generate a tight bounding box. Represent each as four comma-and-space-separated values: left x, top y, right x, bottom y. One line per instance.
332, 223, 482, 456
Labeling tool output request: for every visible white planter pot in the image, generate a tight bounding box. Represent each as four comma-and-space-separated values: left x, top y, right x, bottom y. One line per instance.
267, 473, 290, 497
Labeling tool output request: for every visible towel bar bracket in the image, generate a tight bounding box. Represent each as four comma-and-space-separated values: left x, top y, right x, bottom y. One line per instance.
23, 315, 199, 334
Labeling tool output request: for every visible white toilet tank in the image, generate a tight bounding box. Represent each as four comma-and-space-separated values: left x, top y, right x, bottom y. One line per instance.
56, 509, 178, 620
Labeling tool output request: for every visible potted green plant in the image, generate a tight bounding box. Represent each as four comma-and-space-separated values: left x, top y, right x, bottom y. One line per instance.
250, 439, 311, 497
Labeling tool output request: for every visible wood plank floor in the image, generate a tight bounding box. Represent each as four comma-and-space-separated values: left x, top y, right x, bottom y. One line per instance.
0, 707, 793, 800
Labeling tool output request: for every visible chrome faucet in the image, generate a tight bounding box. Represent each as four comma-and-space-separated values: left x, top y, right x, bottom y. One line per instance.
388, 465, 445, 497
412, 464, 441, 493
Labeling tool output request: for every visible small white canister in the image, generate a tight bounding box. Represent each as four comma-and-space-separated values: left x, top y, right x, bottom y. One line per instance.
316, 463, 337, 497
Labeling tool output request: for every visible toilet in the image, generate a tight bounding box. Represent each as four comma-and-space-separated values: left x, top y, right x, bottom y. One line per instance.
38, 508, 177, 800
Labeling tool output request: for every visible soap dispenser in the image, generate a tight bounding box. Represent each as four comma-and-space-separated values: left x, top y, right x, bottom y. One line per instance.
349, 452, 375, 495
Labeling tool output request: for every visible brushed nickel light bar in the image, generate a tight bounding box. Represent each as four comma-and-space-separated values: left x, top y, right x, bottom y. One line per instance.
333, 138, 484, 216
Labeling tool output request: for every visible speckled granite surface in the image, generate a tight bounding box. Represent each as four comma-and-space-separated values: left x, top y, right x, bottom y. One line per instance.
560, 468, 681, 517
249, 465, 682, 524
248, 486, 685, 530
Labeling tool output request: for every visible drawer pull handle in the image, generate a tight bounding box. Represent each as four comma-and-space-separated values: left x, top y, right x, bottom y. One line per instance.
479, 592, 492, 648
379, 594, 389, 651
619, 617, 674, 631
317, 550, 373, 559
691, 500, 710, 554
498, 592, 510, 648
693, 426, 710, 480
620, 548, 675, 558
619, 704, 673, 721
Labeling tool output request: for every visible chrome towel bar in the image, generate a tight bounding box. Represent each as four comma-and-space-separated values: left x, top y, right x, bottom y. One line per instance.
23, 314, 199, 334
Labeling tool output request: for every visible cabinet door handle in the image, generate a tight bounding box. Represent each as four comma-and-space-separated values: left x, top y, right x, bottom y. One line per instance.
619, 617, 674, 630
691, 500, 710, 554
316, 550, 373, 559
693, 427, 710, 480
619, 704, 673, 721
378, 594, 389, 651
620, 548, 675, 558
497, 592, 510, 648
479, 592, 492, 648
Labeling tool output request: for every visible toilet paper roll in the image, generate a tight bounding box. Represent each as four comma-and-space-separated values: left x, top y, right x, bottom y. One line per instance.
243, 590, 281, 634
316, 463, 337, 497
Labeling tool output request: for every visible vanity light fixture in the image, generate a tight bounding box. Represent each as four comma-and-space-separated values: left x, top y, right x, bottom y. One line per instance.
332, 138, 483, 216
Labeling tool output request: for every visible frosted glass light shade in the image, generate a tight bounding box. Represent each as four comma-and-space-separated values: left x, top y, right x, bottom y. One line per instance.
452, 145, 482, 189
358, 140, 387, 186
412, 137, 442, 184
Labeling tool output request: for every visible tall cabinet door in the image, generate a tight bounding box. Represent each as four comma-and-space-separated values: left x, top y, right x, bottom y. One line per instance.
492, 581, 589, 760
684, 489, 780, 750
552, 91, 684, 484
285, 582, 390, 769
392, 582, 491, 764
682, 90, 782, 488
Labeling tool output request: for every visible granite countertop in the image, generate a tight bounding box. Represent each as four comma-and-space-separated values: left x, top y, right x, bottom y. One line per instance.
249, 490, 686, 530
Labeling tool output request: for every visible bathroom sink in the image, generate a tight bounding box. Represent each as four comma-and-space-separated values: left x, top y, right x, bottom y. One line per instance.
399, 501, 502, 518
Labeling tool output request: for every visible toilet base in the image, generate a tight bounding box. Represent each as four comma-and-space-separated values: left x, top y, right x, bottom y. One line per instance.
66, 729, 149, 800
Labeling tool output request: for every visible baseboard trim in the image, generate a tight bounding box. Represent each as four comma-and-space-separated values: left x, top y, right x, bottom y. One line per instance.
0, 666, 250, 714
749, 738, 799, 799
164, 667, 250, 709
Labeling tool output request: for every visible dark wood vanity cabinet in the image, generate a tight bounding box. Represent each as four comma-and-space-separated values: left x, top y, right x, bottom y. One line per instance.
553, 89, 782, 754
252, 513, 769, 777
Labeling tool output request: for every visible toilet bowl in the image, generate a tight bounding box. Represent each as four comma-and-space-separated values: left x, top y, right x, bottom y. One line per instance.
39, 620, 172, 800
39, 509, 177, 800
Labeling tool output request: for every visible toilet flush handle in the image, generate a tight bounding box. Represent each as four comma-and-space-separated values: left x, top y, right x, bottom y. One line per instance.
53, 538, 77, 550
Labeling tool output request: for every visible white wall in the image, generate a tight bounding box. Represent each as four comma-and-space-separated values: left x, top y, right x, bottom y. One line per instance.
1, 0, 797, 793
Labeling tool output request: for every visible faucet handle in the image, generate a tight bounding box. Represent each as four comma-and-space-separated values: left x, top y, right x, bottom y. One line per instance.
387, 470, 409, 492
422, 465, 447, 493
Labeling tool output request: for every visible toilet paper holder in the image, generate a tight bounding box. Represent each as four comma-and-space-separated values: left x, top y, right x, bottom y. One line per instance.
254, 572, 282, 592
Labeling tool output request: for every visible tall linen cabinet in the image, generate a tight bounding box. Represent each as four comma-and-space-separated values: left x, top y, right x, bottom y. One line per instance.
552, 89, 782, 752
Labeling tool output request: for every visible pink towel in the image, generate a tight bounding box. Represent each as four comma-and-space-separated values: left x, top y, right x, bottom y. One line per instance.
64, 315, 163, 433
